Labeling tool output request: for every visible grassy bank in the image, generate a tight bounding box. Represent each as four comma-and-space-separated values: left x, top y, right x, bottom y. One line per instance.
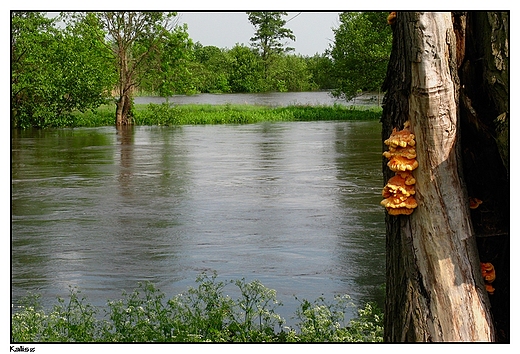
70, 103, 382, 128
12, 273, 383, 343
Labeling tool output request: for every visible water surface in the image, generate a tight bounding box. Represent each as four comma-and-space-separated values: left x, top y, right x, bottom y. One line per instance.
11, 120, 385, 322
134, 91, 383, 107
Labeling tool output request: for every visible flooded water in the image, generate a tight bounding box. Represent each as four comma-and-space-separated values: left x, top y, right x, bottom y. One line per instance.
134, 91, 383, 107
11, 120, 385, 323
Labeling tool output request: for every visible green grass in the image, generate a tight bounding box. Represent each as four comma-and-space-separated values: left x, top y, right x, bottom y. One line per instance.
67, 103, 381, 128
12, 273, 384, 343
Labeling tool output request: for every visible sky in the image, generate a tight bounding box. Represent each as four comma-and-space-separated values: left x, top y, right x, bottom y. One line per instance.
177, 12, 341, 56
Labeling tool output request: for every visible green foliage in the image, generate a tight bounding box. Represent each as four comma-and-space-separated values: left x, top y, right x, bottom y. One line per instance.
12, 273, 384, 342
290, 295, 383, 342
132, 103, 381, 126
139, 23, 197, 96
189, 44, 232, 93
247, 12, 296, 60
11, 12, 116, 128
267, 54, 317, 92
227, 44, 264, 93
306, 53, 337, 89
11, 11, 390, 129
330, 12, 392, 100
74, 12, 189, 124
247, 12, 296, 81
104, 282, 174, 342
11, 288, 103, 342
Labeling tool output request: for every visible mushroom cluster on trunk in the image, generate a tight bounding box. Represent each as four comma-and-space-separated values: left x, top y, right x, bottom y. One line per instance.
381, 121, 418, 215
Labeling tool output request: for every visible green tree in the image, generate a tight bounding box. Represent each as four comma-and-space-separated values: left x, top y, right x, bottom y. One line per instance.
330, 12, 392, 100
267, 54, 316, 92
192, 44, 232, 93
227, 44, 263, 93
73, 12, 187, 126
306, 53, 336, 90
11, 12, 116, 128
246, 12, 296, 80
140, 23, 196, 98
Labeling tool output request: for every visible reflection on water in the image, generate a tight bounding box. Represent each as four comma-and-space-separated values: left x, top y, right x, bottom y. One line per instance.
11, 121, 385, 322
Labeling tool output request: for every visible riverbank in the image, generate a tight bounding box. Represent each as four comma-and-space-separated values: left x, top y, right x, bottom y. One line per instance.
12, 273, 383, 343
70, 103, 382, 128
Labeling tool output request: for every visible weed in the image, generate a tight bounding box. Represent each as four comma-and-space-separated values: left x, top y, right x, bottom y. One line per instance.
11, 273, 384, 343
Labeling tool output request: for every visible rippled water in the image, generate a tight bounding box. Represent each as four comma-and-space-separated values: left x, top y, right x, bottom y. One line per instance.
11, 120, 385, 322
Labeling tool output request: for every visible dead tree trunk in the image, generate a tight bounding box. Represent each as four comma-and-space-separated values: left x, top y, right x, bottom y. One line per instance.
381, 12, 497, 342
458, 11, 509, 342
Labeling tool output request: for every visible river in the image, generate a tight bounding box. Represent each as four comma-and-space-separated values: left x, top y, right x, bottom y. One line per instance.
11, 117, 386, 325
134, 91, 383, 107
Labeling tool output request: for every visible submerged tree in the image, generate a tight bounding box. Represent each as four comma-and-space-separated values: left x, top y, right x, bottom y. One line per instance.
69, 12, 190, 126
98, 12, 177, 126
381, 12, 508, 342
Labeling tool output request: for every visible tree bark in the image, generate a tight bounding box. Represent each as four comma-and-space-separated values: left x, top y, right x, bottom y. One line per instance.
116, 93, 132, 126
382, 12, 495, 342
458, 11, 509, 342
115, 30, 133, 126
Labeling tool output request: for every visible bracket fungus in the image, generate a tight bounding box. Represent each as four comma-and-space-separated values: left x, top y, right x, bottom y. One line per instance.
381, 121, 418, 215
469, 197, 483, 209
480, 262, 496, 295
384, 124, 416, 148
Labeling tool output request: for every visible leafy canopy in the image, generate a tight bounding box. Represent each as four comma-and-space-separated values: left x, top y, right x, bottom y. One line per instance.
247, 12, 296, 61
330, 12, 392, 100
11, 12, 117, 128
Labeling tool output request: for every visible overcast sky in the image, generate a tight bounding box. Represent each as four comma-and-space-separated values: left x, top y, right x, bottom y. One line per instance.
177, 12, 341, 56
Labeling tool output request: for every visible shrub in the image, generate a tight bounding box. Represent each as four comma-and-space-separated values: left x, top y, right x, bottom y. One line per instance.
11, 273, 384, 343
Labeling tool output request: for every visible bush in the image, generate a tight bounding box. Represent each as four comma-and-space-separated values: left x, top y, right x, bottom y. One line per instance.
11, 273, 384, 343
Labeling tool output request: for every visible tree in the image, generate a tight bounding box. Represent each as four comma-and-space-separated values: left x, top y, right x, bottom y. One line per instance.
330, 12, 392, 100
227, 44, 263, 93
267, 54, 316, 92
76, 12, 185, 126
381, 11, 508, 342
11, 12, 116, 128
141, 23, 196, 98
306, 53, 336, 90
191, 44, 232, 93
246, 12, 296, 80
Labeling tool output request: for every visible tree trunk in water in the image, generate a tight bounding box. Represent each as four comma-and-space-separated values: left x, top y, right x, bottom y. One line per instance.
115, 93, 132, 126
115, 40, 133, 126
382, 12, 497, 342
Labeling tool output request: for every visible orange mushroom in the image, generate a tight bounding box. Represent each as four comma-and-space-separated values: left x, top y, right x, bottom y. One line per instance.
384, 127, 416, 148
381, 196, 417, 209
481, 262, 496, 283
395, 171, 416, 185
387, 207, 414, 216
480, 262, 496, 295
383, 145, 417, 160
387, 155, 419, 172
387, 12, 397, 25
469, 197, 483, 209
382, 174, 416, 198
381, 121, 418, 216
485, 284, 495, 295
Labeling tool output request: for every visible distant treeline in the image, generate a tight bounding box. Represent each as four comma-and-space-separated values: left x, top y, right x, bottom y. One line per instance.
138, 43, 337, 95
11, 12, 391, 128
